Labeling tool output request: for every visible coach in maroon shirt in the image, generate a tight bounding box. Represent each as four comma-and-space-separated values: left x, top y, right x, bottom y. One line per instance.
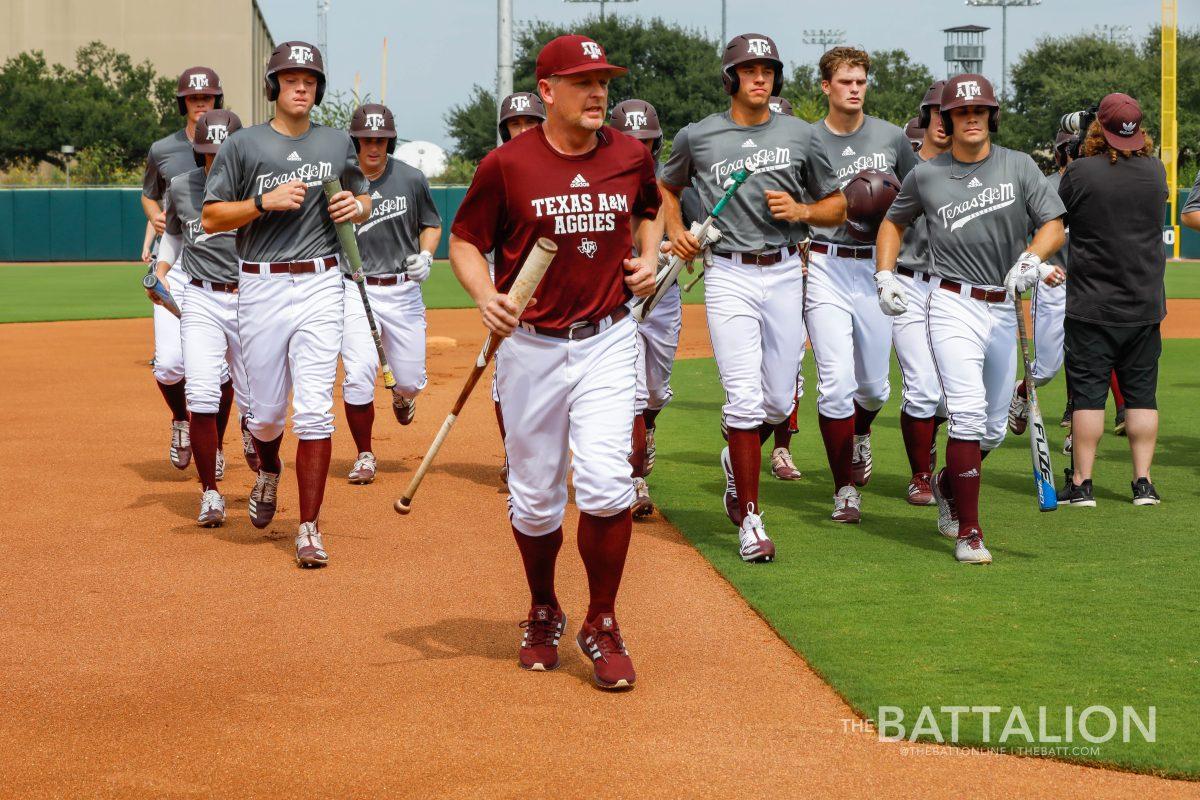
450, 35, 662, 690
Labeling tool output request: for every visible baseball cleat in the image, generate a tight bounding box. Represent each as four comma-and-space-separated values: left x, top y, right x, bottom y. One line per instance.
348, 451, 377, 485
1057, 478, 1096, 507
1114, 408, 1127, 436
215, 449, 225, 482
631, 477, 654, 518
850, 434, 873, 486
170, 420, 192, 469
393, 395, 417, 425
247, 468, 281, 529
499, 457, 509, 486
738, 509, 775, 562
1062, 433, 1073, 456
644, 426, 657, 476
720, 446, 743, 527
932, 469, 959, 538
831, 485, 862, 523
240, 416, 261, 473
955, 529, 992, 564
197, 489, 226, 528
577, 615, 636, 691
518, 604, 566, 671
906, 472, 935, 506
1131, 478, 1161, 506
295, 521, 328, 568
1007, 380, 1030, 435
770, 447, 803, 481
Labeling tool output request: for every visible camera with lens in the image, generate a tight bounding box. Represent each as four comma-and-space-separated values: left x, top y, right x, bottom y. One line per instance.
1059, 105, 1099, 160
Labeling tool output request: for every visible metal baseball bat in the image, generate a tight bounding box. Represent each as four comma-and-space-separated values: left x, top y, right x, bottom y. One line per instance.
394, 237, 557, 515
322, 179, 397, 394
1014, 292, 1057, 512
681, 262, 704, 293
142, 273, 181, 318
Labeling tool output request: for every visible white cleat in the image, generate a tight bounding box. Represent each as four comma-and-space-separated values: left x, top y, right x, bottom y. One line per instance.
1008, 380, 1030, 435
931, 469, 959, 539
850, 434, 873, 486
738, 509, 775, 563
197, 489, 226, 528
215, 449, 225, 482
955, 529, 993, 564
348, 451, 377, 485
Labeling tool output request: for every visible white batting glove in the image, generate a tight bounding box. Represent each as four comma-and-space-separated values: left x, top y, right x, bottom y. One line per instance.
874, 270, 908, 316
404, 250, 434, 283
1004, 252, 1052, 297
688, 221, 722, 270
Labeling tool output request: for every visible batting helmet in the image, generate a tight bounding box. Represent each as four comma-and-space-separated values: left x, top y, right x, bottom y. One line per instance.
610, 99, 662, 156
939, 74, 999, 136
768, 96, 794, 116
722, 33, 784, 97
350, 104, 398, 154
1053, 130, 1074, 168
192, 109, 242, 167
843, 168, 903, 243
497, 92, 546, 142
904, 117, 923, 151
264, 41, 326, 105
917, 79, 947, 129
175, 67, 223, 115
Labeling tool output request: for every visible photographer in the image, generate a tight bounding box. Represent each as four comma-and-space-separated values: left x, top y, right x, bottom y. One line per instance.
1056, 93, 1168, 507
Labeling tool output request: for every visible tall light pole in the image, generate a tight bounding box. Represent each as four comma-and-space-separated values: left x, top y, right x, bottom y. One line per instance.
720, 0, 726, 47
564, 0, 638, 21
497, 0, 513, 145
965, 0, 1040, 101
802, 28, 846, 60
317, 0, 330, 71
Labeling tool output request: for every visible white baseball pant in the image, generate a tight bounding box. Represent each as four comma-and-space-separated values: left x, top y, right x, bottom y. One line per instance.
705, 250, 806, 429
237, 258, 344, 442
1031, 279, 1066, 387
152, 264, 190, 385
495, 315, 637, 537
805, 249, 892, 419
180, 283, 250, 414
634, 282, 682, 414
340, 277, 428, 404
892, 269, 946, 418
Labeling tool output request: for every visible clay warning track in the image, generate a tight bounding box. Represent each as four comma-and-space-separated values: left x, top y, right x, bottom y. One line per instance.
0, 314, 1194, 798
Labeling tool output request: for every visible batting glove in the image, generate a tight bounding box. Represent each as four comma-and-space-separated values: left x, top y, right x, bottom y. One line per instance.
404, 250, 434, 283
1004, 252, 1052, 297
874, 270, 908, 316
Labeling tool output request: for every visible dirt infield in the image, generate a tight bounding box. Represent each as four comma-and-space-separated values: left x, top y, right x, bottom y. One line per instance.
3, 314, 1198, 798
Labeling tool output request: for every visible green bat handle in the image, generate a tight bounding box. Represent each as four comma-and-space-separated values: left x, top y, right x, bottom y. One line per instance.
711, 166, 752, 218
322, 179, 364, 269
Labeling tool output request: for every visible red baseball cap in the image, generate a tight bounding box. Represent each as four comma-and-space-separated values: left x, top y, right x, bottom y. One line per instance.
1097, 92, 1145, 151
535, 35, 627, 81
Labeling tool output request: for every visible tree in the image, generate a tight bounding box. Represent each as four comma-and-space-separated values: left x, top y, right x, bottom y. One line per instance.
784, 50, 933, 126
444, 85, 498, 163
313, 89, 374, 130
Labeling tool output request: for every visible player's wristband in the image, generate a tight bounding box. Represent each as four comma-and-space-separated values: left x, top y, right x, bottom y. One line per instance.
254, 194, 265, 213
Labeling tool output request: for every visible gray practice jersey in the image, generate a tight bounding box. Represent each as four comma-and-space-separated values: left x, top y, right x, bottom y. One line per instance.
143, 130, 197, 203
164, 168, 239, 283
896, 151, 935, 274
886, 145, 1066, 287
1044, 171, 1068, 268
661, 111, 838, 252
354, 158, 442, 275
809, 115, 919, 244
205, 122, 368, 262
1184, 170, 1200, 214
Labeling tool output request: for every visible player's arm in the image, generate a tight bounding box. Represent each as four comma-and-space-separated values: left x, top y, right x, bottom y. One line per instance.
1184, 210, 1200, 232
657, 180, 700, 260
624, 212, 663, 297
141, 152, 168, 234
203, 181, 309, 233
328, 190, 372, 224
418, 225, 442, 254
875, 219, 906, 273
141, 219, 157, 264
449, 236, 523, 337
766, 189, 846, 227
1027, 217, 1066, 262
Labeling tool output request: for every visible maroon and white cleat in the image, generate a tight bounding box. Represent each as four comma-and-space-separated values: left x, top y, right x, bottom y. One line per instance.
519, 604, 566, 671
576, 614, 636, 690
906, 472, 935, 506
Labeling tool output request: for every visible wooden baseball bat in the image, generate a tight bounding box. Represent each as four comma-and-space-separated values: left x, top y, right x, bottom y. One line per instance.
1014, 292, 1057, 512
322, 178, 397, 394
394, 237, 557, 515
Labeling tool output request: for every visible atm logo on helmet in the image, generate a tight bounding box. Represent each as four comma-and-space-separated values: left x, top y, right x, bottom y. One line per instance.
205, 124, 229, 144
188, 73, 210, 90
746, 38, 773, 57
510, 95, 532, 111
625, 110, 648, 130
289, 45, 315, 64
581, 41, 603, 60
955, 80, 983, 100
365, 113, 386, 130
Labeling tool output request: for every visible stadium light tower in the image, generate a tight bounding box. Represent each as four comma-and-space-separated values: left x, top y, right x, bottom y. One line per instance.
563, 0, 638, 21
1094, 24, 1133, 46
965, 0, 1040, 101
317, 0, 331, 72
803, 29, 846, 59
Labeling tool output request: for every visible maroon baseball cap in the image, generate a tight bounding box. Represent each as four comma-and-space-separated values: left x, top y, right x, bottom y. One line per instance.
1098, 92, 1145, 151
535, 35, 627, 81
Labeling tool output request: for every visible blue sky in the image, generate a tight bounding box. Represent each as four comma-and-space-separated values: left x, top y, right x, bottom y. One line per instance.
257, 0, 1177, 145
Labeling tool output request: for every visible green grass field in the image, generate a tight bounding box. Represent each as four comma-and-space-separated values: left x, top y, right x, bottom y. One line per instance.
649, 345, 1200, 778
5, 260, 1200, 323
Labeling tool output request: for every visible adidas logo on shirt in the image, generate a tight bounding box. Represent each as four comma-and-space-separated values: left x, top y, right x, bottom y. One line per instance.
742, 139, 757, 148
371, 190, 383, 200
841, 146, 856, 157
968, 177, 983, 188
570, 173, 589, 188
287, 151, 301, 162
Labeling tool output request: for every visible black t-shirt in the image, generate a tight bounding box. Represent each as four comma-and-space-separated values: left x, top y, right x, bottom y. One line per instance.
1058, 154, 1168, 326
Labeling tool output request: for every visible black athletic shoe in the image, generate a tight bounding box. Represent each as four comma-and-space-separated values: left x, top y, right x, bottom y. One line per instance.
1114, 408, 1127, 436
1131, 478, 1161, 506
1058, 477, 1096, 507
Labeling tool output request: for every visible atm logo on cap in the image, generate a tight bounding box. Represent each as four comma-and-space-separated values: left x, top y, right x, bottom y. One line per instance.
581, 41, 603, 60
955, 80, 982, 100
747, 38, 773, 57
205, 124, 229, 144
625, 110, 648, 130
365, 113, 386, 130
289, 45, 315, 64
188, 73, 210, 90
510, 95, 531, 111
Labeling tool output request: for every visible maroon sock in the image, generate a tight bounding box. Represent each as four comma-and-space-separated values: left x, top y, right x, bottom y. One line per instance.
1016, 380, 1029, 399
344, 401, 374, 454
157, 380, 189, 421
255, 433, 284, 474
216, 380, 233, 447
900, 412, 937, 476
728, 428, 762, 516
630, 413, 647, 478
191, 412, 219, 491
578, 510, 633, 621
853, 400, 881, 437
642, 408, 661, 429
773, 421, 793, 450
818, 414, 855, 489
296, 437, 332, 524
513, 526, 562, 609
945, 437, 982, 534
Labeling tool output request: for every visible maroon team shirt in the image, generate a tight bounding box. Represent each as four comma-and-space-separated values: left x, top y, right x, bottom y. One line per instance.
452, 124, 660, 328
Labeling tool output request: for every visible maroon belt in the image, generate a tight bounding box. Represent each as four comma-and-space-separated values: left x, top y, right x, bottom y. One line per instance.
189, 277, 238, 293
522, 305, 630, 340
896, 266, 933, 283
346, 274, 407, 286
241, 256, 338, 275
809, 241, 874, 260
938, 279, 1007, 303
712, 244, 799, 266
